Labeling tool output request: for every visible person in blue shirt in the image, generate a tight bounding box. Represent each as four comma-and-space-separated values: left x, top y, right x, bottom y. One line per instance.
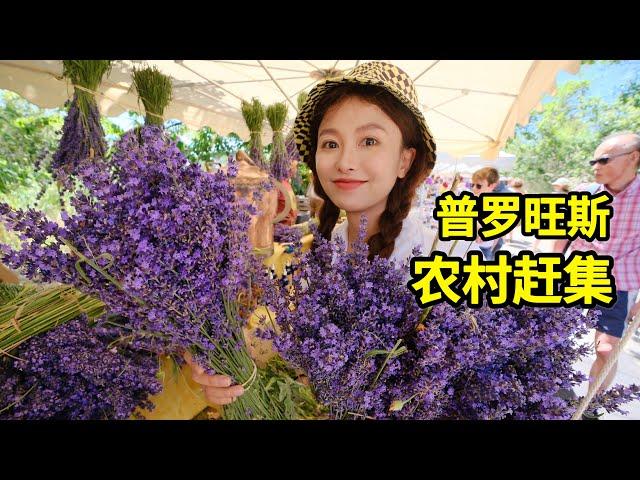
470, 167, 513, 260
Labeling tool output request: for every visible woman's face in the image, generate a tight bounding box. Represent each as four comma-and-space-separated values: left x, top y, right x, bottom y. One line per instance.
314, 96, 415, 216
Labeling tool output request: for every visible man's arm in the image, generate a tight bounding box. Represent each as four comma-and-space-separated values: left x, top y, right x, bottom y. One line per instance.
552, 238, 569, 254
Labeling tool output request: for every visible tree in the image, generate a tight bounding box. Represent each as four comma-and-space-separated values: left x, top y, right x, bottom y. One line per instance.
507, 76, 640, 193
187, 126, 244, 167
0, 91, 62, 195
165, 123, 248, 171
620, 81, 640, 109
292, 161, 311, 196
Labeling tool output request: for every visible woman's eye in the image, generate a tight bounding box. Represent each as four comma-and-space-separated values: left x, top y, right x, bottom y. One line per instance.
321, 140, 338, 149
362, 137, 377, 147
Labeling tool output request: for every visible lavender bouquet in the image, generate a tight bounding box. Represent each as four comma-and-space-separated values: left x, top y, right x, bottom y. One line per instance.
261, 222, 640, 419
260, 222, 422, 419
130, 65, 172, 127
241, 98, 267, 171
0, 316, 161, 420
267, 102, 289, 181
49, 60, 111, 195
276, 92, 305, 182
0, 125, 288, 419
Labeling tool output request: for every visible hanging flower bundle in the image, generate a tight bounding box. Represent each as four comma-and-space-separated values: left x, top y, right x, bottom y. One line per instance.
48, 60, 112, 196
266, 102, 289, 181
241, 97, 267, 171
130, 65, 173, 127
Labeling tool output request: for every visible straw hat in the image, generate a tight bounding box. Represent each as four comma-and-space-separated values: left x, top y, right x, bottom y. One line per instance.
292, 61, 436, 165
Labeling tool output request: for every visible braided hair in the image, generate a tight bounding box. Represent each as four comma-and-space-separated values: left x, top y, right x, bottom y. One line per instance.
306, 84, 435, 261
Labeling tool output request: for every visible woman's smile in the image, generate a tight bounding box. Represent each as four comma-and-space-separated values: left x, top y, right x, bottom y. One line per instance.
333, 178, 368, 190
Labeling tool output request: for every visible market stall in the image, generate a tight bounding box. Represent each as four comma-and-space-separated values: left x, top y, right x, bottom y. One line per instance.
3, 59, 638, 421
0, 60, 580, 158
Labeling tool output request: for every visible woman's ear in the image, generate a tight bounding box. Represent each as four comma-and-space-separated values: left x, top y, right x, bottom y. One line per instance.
398, 147, 416, 179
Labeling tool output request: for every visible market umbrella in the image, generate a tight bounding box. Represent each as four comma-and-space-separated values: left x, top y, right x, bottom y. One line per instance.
0, 60, 580, 158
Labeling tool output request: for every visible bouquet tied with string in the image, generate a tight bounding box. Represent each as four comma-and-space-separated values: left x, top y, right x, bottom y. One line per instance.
47, 60, 111, 196
0, 125, 291, 419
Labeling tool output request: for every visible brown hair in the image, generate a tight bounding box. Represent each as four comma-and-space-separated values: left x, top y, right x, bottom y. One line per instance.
306, 83, 435, 260
472, 167, 500, 186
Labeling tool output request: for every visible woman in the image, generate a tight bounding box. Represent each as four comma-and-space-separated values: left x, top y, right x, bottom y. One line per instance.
185, 61, 475, 406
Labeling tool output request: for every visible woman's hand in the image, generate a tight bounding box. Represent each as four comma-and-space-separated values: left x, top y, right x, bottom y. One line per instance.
183, 351, 245, 406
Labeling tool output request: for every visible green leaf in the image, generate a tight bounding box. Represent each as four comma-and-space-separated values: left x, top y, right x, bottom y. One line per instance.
389, 400, 406, 412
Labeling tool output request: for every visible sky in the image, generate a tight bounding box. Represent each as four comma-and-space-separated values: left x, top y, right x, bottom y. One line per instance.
550, 60, 640, 103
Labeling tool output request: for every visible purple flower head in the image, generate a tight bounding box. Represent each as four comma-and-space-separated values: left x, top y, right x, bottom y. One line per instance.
274, 224, 303, 245
1, 125, 257, 361
51, 92, 108, 193
261, 222, 635, 420
0, 317, 161, 420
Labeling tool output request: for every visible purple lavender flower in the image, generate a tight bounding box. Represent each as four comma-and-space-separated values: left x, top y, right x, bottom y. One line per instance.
1, 125, 289, 419
2, 126, 254, 354
270, 132, 298, 182
261, 220, 640, 420
274, 223, 303, 244
591, 384, 640, 416
260, 221, 422, 419
0, 317, 161, 420
51, 92, 107, 193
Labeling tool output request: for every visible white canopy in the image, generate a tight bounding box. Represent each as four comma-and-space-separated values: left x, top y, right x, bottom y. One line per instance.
433, 152, 516, 174
0, 60, 580, 158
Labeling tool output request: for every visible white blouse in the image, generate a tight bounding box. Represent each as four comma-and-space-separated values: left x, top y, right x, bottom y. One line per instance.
331, 208, 479, 276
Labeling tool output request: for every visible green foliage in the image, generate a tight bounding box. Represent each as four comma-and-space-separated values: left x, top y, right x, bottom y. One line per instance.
507, 75, 640, 193
620, 81, 640, 108
0, 91, 61, 195
292, 161, 311, 196
102, 117, 125, 141
126, 111, 145, 128
581, 60, 621, 66
188, 126, 226, 165
165, 124, 245, 169
262, 355, 326, 419
164, 121, 190, 156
